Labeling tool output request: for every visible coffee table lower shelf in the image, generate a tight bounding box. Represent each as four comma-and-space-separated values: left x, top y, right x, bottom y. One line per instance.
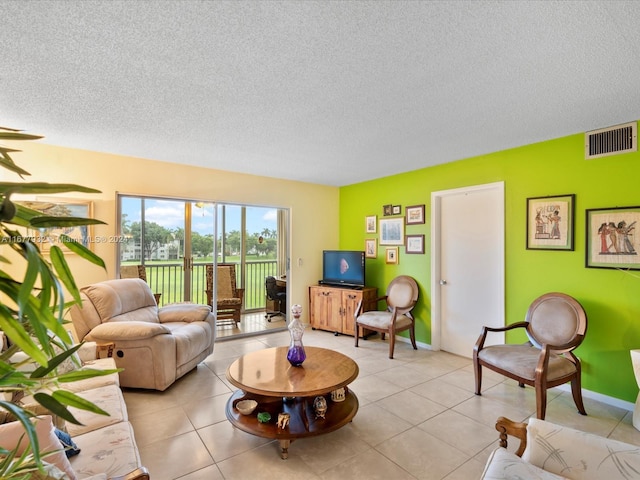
225, 389, 359, 459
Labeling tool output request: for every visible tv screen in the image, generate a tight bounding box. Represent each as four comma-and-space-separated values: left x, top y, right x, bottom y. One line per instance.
322, 250, 366, 287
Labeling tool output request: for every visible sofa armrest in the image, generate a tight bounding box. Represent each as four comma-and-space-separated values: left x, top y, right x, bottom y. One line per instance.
495, 416, 528, 457
109, 467, 150, 480
158, 303, 212, 323
89, 322, 171, 341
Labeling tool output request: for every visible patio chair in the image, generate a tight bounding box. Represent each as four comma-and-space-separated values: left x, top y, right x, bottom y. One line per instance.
206, 264, 245, 326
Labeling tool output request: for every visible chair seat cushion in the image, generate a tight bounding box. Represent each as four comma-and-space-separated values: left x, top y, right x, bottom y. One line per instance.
217, 298, 242, 306
356, 311, 412, 330
481, 447, 567, 479
478, 345, 576, 381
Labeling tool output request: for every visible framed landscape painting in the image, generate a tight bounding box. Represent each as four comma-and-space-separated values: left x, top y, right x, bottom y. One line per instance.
586, 206, 640, 269
526, 194, 575, 251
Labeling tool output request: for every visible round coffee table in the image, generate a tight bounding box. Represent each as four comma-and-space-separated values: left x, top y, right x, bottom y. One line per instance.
225, 346, 359, 459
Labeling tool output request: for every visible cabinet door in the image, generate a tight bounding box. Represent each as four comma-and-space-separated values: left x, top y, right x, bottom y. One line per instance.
341, 291, 362, 336
310, 287, 342, 332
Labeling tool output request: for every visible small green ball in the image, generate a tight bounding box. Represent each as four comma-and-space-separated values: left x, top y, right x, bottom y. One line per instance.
257, 412, 271, 423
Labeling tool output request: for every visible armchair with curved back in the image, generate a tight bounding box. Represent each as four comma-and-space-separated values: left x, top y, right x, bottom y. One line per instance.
354, 275, 419, 359
206, 263, 245, 326
473, 292, 588, 420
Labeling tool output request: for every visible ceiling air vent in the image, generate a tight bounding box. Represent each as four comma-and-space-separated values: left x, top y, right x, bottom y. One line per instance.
585, 121, 637, 159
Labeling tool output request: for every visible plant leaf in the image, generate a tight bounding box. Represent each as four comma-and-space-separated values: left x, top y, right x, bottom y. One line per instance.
29, 216, 106, 228
57, 368, 121, 383
0, 182, 100, 195
48, 246, 80, 304
32, 393, 81, 425
0, 132, 43, 141
51, 389, 110, 416
0, 400, 41, 463
0, 307, 47, 366
59, 235, 106, 269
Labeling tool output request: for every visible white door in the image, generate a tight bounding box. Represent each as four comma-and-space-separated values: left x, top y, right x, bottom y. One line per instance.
431, 182, 505, 357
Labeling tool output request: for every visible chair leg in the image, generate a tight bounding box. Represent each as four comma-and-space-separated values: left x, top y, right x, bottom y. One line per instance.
535, 385, 547, 420
571, 375, 587, 416
473, 361, 482, 395
409, 326, 417, 350
354, 324, 359, 348
388, 329, 395, 359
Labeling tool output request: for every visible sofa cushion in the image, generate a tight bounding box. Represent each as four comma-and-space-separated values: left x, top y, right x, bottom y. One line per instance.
523, 418, 640, 479
158, 303, 211, 323
168, 322, 212, 367
87, 321, 171, 341
65, 384, 127, 437
0, 415, 77, 480
81, 279, 158, 323
70, 421, 140, 479
482, 447, 567, 479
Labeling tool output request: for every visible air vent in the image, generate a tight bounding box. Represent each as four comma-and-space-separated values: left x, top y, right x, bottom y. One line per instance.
585, 122, 637, 159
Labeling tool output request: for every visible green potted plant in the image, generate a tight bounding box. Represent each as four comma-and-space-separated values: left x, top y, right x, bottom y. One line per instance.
0, 126, 117, 478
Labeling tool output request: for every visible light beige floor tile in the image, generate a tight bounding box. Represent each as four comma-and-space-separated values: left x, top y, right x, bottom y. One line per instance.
376, 389, 447, 425
417, 410, 497, 456
138, 430, 214, 479
354, 354, 409, 376
167, 366, 232, 403
409, 377, 475, 408
349, 403, 413, 446
197, 418, 272, 462
608, 412, 640, 445
375, 363, 439, 389
123, 388, 181, 419
319, 447, 416, 480
349, 374, 404, 402
176, 464, 225, 480
443, 457, 487, 479
452, 392, 533, 427
293, 424, 370, 474
376, 426, 469, 479
216, 441, 322, 480
183, 392, 231, 429
130, 405, 195, 448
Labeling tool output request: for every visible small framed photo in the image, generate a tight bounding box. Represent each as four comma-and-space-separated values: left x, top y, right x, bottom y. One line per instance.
406, 234, 425, 254
526, 194, 575, 251
379, 217, 405, 245
383, 204, 393, 216
405, 204, 425, 225
392, 205, 401, 215
586, 205, 640, 269
365, 238, 377, 258
365, 215, 377, 233
385, 247, 399, 264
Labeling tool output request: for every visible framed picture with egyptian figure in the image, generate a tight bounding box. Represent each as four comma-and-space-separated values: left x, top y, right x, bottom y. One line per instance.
586, 206, 640, 270
526, 194, 575, 251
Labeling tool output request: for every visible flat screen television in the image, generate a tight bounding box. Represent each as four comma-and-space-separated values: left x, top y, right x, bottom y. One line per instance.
321, 250, 366, 288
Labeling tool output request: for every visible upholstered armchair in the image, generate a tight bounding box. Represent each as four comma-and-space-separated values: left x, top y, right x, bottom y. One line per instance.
206, 263, 245, 326
70, 278, 215, 391
473, 292, 588, 420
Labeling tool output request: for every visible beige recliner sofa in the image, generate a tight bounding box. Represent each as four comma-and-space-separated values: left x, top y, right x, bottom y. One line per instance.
70, 278, 215, 391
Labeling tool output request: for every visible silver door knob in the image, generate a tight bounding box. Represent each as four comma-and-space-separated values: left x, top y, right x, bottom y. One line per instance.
439, 280, 447, 285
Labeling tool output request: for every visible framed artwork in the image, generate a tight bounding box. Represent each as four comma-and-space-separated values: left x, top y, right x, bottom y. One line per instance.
385, 247, 399, 264
365, 238, 377, 258
365, 215, 377, 233
406, 234, 425, 254
405, 204, 425, 225
383, 204, 393, 216
379, 217, 405, 245
586, 205, 640, 269
392, 205, 401, 215
526, 194, 575, 251
18, 198, 95, 252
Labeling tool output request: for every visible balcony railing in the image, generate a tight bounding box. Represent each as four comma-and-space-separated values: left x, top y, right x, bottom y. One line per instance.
141, 260, 279, 310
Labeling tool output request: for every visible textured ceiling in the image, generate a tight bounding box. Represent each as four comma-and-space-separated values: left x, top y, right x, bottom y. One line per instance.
2, 1, 640, 187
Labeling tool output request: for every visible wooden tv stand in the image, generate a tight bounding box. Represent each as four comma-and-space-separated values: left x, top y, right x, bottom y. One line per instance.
309, 284, 377, 336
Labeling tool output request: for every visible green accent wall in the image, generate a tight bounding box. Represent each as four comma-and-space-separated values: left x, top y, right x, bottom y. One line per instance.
340, 124, 640, 403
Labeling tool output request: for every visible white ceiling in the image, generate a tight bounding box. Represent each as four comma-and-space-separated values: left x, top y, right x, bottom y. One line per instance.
2, 1, 640, 187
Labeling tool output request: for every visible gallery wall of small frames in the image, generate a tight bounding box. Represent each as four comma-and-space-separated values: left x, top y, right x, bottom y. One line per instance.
365, 204, 426, 264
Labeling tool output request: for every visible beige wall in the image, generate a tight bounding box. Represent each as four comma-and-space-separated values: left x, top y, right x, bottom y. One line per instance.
7, 142, 339, 323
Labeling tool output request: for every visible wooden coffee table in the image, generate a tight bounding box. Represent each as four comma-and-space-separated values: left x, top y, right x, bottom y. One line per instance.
225, 346, 359, 459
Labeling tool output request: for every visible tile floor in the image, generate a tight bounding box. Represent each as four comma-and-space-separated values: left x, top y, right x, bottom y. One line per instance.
122, 326, 640, 480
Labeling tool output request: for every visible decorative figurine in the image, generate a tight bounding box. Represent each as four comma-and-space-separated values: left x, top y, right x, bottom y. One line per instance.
331, 387, 346, 402
257, 412, 271, 423
287, 304, 306, 366
313, 396, 327, 419
277, 412, 290, 430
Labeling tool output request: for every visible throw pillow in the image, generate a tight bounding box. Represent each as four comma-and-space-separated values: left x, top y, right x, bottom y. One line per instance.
0, 415, 77, 480
54, 427, 81, 458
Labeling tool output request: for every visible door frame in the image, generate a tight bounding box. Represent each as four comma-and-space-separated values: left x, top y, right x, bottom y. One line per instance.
430, 181, 505, 351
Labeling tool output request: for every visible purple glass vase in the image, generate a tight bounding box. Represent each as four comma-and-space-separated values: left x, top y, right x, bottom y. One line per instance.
287, 304, 306, 367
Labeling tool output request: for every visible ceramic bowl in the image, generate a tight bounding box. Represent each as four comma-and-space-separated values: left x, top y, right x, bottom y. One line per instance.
236, 399, 258, 415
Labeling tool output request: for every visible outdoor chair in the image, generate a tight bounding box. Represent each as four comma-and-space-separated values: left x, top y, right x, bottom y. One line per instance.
206, 263, 245, 326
